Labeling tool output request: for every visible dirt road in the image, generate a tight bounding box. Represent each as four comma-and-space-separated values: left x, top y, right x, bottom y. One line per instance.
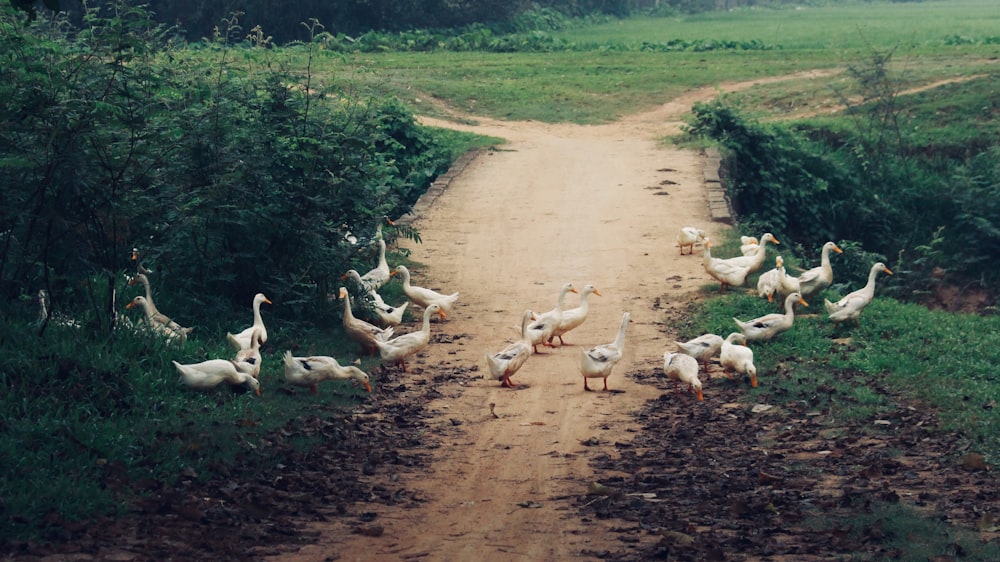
273, 79, 790, 561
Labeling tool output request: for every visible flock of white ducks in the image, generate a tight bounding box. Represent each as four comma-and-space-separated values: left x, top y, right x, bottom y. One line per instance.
102, 222, 892, 402
667, 226, 893, 398
480, 282, 634, 392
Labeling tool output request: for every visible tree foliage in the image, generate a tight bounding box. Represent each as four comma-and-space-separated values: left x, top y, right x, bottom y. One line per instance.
0, 2, 452, 330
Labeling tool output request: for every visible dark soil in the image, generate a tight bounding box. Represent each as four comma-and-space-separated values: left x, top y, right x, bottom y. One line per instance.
575, 364, 1000, 561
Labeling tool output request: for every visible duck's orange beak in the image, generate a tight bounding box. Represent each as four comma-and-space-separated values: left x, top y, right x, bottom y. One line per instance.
263, 297, 273, 305
885, 267, 894, 275
594, 289, 603, 297
438, 309, 447, 319
750, 374, 758, 388
364, 381, 373, 393
833, 244, 843, 254
799, 297, 809, 307
696, 388, 704, 401
126, 301, 137, 309
255, 388, 262, 396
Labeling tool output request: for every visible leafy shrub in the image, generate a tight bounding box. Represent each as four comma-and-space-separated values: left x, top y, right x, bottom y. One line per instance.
685, 96, 999, 300
0, 4, 454, 328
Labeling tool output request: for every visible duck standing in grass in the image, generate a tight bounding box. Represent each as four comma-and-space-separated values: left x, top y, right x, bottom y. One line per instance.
723, 233, 780, 275
824, 262, 893, 327
674, 333, 723, 370
233, 327, 263, 378
734, 292, 808, 342
580, 312, 631, 392
720, 332, 757, 388
702, 238, 753, 291
756, 256, 784, 303
740, 235, 760, 256
126, 296, 191, 344
227, 293, 271, 351
282, 351, 372, 394
359, 238, 392, 291
127, 273, 192, 336
663, 351, 703, 401
797, 241, 844, 300
339, 286, 394, 356
172, 359, 262, 396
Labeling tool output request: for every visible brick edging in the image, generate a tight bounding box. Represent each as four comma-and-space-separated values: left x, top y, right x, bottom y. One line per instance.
395, 149, 482, 226
704, 147, 733, 224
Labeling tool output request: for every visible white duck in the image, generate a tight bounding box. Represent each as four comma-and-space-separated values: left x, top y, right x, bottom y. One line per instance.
756, 256, 784, 303
527, 282, 577, 352
282, 351, 372, 394
374, 304, 442, 372
676, 227, 706, 255
550, 284, 601, 346
359, 239, 392, 291
824, 262, 893, 326
126, 296, 191, 344
391, 265, 458, 318
674, 333, 723, 369
486, 309, 535, 388
580, 312, 631, 392
777, 258, 801, 296
341, 269, 408, 327
723, 233, 780, 274
733, 292, 808, 342
740, 236, 760, 256
797, 241, 844, 299
702, 239, 753, 291
172, 359, 261, 396
127, 273, 191, 335
227, 293, 271, 351
720, 332, 757, 388
339, 286, 394, 355
233, 327, 263, 378
663, 351, 703, 401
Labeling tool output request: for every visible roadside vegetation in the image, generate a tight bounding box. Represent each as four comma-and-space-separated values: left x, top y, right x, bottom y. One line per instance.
1, 0, 998, 553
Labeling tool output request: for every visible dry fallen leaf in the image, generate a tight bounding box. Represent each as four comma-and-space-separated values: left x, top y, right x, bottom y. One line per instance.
961, 452, 989, 471
587, 482, 618, 496
657, 530, 695, 545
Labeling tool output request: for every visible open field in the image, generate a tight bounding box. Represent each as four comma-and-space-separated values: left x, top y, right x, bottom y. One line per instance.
319, 0, 1000, 124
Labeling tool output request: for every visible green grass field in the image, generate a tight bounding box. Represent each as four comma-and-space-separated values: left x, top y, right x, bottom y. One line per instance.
321, 0, 999, 124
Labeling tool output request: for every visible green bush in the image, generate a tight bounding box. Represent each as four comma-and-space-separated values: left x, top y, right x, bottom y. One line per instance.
685, 95, 1000, 295
0, 3, 454, 328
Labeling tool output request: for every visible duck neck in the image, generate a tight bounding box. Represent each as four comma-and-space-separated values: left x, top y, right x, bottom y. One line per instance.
138, 275, 158, 311
614, 315, 630, 349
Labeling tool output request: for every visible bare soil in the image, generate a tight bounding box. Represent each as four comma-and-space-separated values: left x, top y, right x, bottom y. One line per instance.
6, 74, 997, 562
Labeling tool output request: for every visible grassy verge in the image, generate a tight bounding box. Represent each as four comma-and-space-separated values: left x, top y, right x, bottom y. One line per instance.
678, 288, 1000, 462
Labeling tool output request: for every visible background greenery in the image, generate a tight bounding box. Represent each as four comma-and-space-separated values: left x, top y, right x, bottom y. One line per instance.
1, 0, 998, 548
